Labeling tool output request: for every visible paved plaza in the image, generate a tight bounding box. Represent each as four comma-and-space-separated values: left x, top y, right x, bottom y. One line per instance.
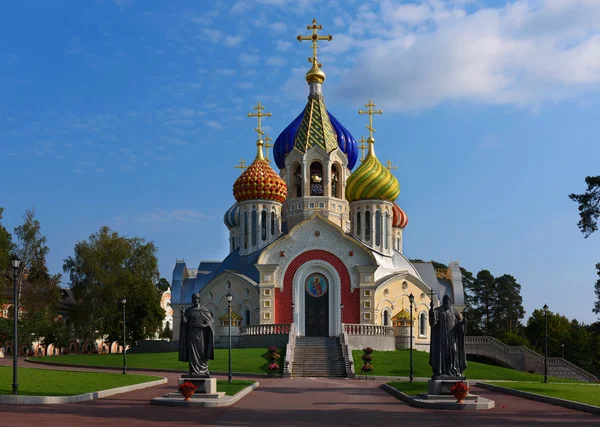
0, 358, 597, 426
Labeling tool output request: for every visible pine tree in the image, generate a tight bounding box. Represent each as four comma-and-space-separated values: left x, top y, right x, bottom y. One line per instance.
470, 270, 496, 335
492, 274, 525, 336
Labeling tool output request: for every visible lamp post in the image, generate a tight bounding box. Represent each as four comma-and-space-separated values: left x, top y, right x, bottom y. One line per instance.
543, 303, 548, 383
227, 292, 233, 383
291, 302, 295, 324
340, 303, 344, 330
561, 343, 564, 359
121, 298, 127, 374
408, 293, 414, 383
11, 255, 20, 395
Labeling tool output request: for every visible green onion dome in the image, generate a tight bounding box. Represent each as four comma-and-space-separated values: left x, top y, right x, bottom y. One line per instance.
345, 137, 400, 203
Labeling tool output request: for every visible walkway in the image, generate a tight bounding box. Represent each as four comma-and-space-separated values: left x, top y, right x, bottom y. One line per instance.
0, 358, 598, 426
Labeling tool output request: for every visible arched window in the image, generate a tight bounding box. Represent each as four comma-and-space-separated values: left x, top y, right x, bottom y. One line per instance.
310, 162, 323, 196
271, 211, 275, 235
375, 210, 381, 246
244, 309, 251, 326
383, 310, 390, 326
331, 164, 340, 198
356, 211, 361, 237
261, 210, 267, 241
251, 210, 258, 246
384, 212, 389, 249
294, 164, 302, 198
244, 212, 248, 249
365, 211, 371, 241
420, 312, 427, 336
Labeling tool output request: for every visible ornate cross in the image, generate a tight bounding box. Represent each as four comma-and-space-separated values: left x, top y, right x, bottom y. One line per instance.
234, 158, 247, 171
358, 100, 383, 140
247, 101, 272, 141
386, 159, 398, 171
264, 134, 273, 163
358, 136, 368, 162
297, 19, 332, 68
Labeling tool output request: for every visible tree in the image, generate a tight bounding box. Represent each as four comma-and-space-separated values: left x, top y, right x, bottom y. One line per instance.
470, 270, 496, 335
156, 277, 170, 293
570, 175, 600, 316
492, 274, 525, 336
160, 321, 172, 340
569, 175, 600, 238
63, 226, 165, 345
0, 207, 15, 304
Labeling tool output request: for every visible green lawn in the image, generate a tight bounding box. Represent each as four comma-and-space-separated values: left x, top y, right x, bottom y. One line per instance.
32, 348, 285, 375
0, 366, 161, 396
217, 380, 256, 396
485, 382, 600, 407
352, 349, 580, 382
387, 381, 428, 396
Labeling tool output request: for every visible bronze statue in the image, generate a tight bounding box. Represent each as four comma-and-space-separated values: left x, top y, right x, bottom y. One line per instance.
429, 294, 467, 378
178, 293, 215, 377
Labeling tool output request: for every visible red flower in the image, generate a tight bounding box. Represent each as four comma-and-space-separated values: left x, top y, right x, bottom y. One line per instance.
178, 381, 198, 392
450, 381, 469, 394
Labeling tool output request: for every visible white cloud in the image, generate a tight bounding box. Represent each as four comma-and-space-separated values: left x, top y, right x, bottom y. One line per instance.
224, 35, 243, 47
205, 120, 223, 129
275, 40, 292, 52
113, 0, 134, 6
332, 0, 600, 112
237, 82, 254, 90
333, 17, 344, 27
271, 22, 287, 33
136, 208, 212, 224
217, 69, 237, 76
266, 56, 285, 67
230, 1, 252, 15
239, 53, 260, 65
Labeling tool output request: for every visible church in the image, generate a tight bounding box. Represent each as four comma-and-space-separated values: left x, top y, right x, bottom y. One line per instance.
170, 20, 465, 357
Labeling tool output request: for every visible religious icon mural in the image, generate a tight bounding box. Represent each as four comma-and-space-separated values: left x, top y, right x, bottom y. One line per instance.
305, 273, 328, 298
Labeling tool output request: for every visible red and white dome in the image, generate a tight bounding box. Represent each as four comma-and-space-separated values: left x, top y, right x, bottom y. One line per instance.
392, 202, 408, 229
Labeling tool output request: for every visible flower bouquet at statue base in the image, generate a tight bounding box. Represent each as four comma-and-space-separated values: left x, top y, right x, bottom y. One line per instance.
178, 381, 198, 401
450, 381, 469, 403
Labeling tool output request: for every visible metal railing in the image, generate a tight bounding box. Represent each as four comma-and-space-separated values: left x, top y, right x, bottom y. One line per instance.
283, 323, 297, 378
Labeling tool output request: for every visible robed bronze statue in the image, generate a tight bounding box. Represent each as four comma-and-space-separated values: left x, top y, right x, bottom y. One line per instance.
429, 294, 467, 378
179, 293, 215, 377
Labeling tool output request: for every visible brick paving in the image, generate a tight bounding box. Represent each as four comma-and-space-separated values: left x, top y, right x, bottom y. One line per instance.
0, 357, 598, 426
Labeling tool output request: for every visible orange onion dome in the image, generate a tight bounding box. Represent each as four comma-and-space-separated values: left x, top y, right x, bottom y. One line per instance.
392, 202, 408, 228
233, 141, 287, 204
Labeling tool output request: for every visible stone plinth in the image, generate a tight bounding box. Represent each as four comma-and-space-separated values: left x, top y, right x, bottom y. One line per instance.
427, 377, 467, 395
179, 377, 217, 394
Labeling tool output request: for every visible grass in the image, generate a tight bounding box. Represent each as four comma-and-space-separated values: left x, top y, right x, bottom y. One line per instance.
352, 349, 581, 382
386, 381, 429, 396
216, 380, 256, 396
485, 382, 600, 407
31, 348, 285, 375
0, 366, 161, 396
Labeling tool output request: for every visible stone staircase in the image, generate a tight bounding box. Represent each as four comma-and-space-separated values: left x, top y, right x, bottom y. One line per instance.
292, 337, 347, 378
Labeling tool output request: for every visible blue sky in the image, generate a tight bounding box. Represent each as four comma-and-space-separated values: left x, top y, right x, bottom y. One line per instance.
1, 0, 599, 324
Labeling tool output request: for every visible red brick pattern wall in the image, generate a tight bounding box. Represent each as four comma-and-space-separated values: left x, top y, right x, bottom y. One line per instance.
275, 249, 359, 324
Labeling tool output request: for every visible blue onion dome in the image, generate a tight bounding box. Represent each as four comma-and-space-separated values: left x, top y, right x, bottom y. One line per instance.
273, 109, 358, 170
223, 202, 239, 229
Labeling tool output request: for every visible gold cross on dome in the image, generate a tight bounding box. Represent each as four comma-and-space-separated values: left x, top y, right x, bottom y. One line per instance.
297, 19, 332, 68
234, 158, 247, 171
247, 101, 272, 142
264, 134, 273, 163
358, 100, 383, 140
386, 159, 398, 171
358, 136, 368, 162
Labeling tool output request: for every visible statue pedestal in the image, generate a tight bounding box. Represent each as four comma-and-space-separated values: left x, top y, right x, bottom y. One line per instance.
428, 377, 467, 395
179, 377, 218, 394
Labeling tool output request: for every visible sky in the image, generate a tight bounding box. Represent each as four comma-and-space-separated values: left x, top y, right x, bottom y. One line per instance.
1, 0, 600, 324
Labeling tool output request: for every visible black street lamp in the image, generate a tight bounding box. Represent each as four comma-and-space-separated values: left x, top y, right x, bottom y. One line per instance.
340, 303, 344, 325
408, 293, 414, 383
543, 303, 548, 383
121, 298, 127, 374
561, 343, 564, 359
227, 292, 233, 383
11, 255, 20, 395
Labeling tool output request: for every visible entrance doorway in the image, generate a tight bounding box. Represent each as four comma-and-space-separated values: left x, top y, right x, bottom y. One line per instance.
304, 273, 329, 337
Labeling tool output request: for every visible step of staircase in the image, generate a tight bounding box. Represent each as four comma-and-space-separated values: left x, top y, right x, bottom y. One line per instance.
291, 336, 347, 378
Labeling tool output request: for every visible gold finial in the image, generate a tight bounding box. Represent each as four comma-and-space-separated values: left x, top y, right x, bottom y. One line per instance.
247, 101, 272, 161
358, 100, 383, 157
264, 134, 273, 163
386, 159, 398, 171
358, 136, 368, 162
297, 19, 332, 82
234, 158, 247, 171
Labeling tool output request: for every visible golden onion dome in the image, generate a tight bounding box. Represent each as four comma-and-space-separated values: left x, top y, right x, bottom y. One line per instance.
345, 137, 400, 203
233, 140, 288, 204
306, 62, 326, 83
395, 309, 411, 320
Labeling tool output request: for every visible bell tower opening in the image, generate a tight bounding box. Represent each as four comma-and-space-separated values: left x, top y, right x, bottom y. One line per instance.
309, 162, 323, 196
